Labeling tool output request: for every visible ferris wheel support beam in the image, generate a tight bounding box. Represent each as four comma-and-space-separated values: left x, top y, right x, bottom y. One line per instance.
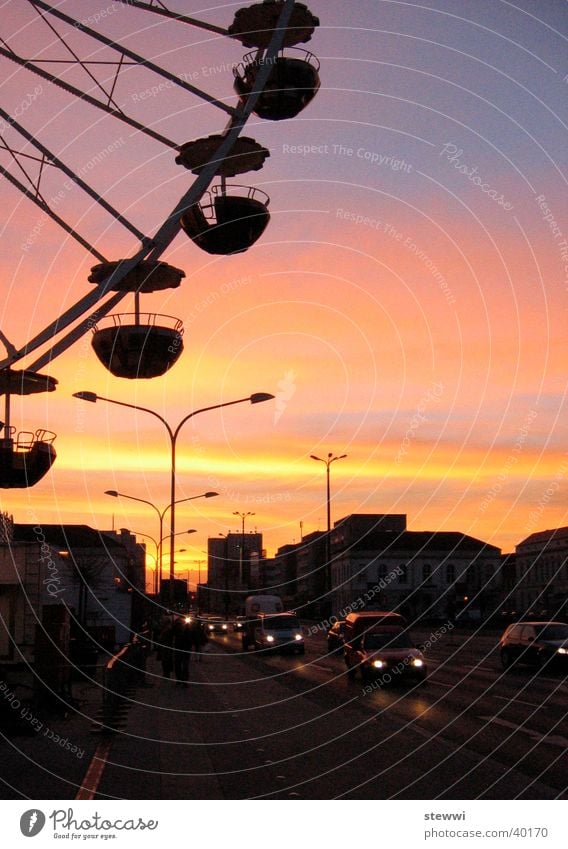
0, 46, 178, 151
29, 0, 237, 116
0, 107, 148, 245
112, 1, 229, 36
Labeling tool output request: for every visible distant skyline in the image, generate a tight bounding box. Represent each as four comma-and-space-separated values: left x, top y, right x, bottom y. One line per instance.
1, 1, 566, 589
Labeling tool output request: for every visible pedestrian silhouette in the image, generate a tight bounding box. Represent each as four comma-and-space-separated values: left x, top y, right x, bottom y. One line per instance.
189, 618, 207, 662
157, 615, 175, 680
173, 618, 192, 686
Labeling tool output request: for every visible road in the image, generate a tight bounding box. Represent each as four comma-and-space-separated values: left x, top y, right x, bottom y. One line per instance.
1, 625, 566, 799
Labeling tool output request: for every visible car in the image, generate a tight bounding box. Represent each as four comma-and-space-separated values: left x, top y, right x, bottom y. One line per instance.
343, 610, 407, 646
345, 628, 427, 684
254, 613, 305, 654
500, 620, 568, 670
233, 616, 246, 632
327, 619, 347, 653
205, 617, 230, 634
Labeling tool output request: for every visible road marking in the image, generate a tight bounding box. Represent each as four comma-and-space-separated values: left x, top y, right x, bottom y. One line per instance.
478, 715, 568, 748
491, 694, 542, 708
75, 737, 113, 800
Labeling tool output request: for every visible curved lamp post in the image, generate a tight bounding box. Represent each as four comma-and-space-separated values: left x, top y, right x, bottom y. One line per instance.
127, 527, 197, 595
74, 390, 274, 602
105, 489, 217, 593
310, 452, 347, 603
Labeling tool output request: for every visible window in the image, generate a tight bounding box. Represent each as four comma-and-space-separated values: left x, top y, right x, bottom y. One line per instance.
520, 625, 536, 642
446, 563, 455, 584
398, 564, 407, 584
423, 564, 432, 583
377, 563, 387, 579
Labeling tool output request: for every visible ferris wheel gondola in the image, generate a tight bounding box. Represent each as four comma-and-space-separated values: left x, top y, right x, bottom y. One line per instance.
87, 261, 185, 379
230, 2, 321, 121
176, 135, 271, 255
0, 369, 57, 488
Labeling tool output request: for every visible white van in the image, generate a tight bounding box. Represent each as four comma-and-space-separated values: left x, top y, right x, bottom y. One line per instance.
242, 595, 283, 650
254, 612, 305, 655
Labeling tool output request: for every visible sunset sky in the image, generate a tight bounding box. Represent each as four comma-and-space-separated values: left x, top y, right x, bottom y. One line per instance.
1, 0, 566, 588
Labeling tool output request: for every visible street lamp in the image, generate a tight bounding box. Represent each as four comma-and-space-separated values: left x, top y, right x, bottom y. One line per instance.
233, 510, 255, 586
310, 452, 347, 607
104, 489, 217, 593
74, 389, 273, 603
128, 528, 196, 595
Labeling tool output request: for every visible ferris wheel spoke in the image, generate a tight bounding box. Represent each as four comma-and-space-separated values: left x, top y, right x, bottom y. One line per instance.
0, 108, 149, 245
0, 46, 178, 151
27, 291, 128, 372
28, 0, 237, 116
0, 164, 107, 262
0, 246, 151, 370
25, 0, 125, 113
0, 330, 17, 359
112, 0, 229, 37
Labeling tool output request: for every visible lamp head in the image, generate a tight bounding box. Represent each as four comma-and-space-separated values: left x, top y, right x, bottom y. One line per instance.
73, 391, 98, 402
204, 491, 219, 498
250, 392, 274, 404
104, 490, 119, 497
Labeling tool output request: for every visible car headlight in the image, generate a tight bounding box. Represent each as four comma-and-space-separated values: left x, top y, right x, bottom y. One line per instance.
208, 624, 214, 631
294, 634, 303, 641
266, 635, 275, 643
372, 659, 384, 669
412, 658, 424, 667
557, 647, 567, 655
222, 624, 227, 630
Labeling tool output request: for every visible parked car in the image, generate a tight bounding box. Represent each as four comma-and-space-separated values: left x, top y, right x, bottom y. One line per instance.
327, 619, 347, 653
345, 629, 427, 684
254, 613, 305, 655
500, 621, 568, 670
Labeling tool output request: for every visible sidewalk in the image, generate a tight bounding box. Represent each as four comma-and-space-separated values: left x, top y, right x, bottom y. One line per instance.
91, 652, 224, 799
0, 664, 105, 799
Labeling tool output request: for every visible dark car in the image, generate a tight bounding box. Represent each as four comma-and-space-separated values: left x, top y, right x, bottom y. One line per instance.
233, 616, 246, 632
345, 629, 427, 684
500, 621, 568, 670
205, 617, 230, 634
327, 620, 347, 653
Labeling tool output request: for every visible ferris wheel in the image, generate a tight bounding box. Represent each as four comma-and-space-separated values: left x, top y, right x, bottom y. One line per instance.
0, 0, 322, 489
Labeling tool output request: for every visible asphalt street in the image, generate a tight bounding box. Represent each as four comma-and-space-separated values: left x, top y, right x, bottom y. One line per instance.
1, 625, 566, 799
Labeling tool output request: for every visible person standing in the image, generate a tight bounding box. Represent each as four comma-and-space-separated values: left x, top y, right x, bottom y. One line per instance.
189, 618, 207, 662
173, 617, 191, 686
157, 615, 175, 680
